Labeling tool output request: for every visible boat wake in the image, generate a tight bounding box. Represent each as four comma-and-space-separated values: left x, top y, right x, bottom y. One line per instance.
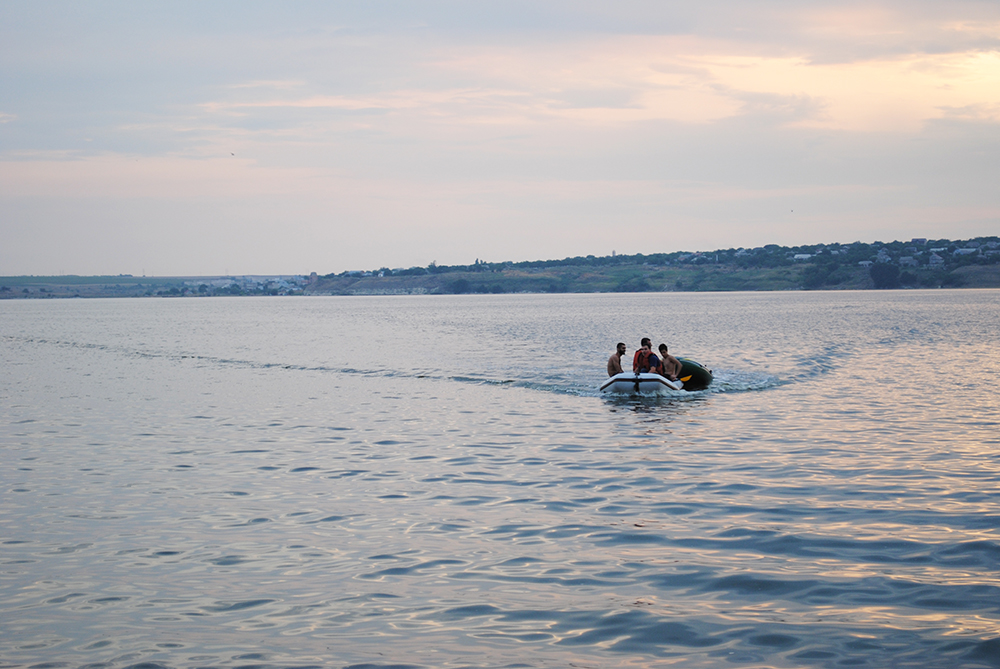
446, 368, 779, 398
7, 335, 779, 398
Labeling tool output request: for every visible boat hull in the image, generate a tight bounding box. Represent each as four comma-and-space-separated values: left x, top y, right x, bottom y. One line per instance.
600, 359, 713, 394
600, 372, 681, 395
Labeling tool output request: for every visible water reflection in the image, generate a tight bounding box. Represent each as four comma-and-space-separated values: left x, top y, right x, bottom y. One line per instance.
3, 292, 1000, 669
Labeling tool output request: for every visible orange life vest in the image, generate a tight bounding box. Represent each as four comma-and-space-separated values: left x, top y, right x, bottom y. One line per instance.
633, 349, 653, 372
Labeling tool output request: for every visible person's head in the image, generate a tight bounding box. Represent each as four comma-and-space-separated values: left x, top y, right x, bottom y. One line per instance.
640, 337, 651, 349
658, 344, 668, 354
616, 342, 626, 356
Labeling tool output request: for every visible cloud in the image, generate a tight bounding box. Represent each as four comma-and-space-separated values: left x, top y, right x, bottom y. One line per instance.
0, 152, 325, 199
698, 49, 1000, 131
191, 32, 1000, 138
2, 1, 1000, 274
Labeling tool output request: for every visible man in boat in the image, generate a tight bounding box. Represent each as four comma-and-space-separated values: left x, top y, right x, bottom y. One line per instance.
607, 342, 627, 377
658, 343, 682, 381
632, 338, 655, 373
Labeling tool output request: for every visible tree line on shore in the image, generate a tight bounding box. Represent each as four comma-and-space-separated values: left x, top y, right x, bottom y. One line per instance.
319, 236, 999, 293
4, 236, 998, 298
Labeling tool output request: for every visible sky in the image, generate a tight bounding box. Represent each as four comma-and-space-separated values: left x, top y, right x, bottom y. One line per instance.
2, 1, 999, 276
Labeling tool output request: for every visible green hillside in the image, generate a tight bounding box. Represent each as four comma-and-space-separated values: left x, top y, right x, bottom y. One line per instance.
4, 236, 998, 298
311, 236, 1000, 295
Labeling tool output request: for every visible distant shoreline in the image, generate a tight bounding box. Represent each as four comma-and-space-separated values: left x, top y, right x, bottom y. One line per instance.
4, 265, 999, 299
4, 236, 999, 298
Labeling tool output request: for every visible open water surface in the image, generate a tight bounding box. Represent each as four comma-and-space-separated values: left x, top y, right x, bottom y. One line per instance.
2, 291, 999, 668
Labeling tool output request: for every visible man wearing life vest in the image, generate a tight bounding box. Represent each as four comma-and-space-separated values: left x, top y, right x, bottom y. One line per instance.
632, 338, 656, 373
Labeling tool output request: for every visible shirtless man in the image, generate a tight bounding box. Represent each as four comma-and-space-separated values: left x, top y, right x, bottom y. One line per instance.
607, 342, 627, 377
658, 343, 682, 381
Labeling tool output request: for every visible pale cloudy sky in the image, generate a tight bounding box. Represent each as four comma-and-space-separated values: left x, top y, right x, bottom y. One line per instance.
2, 1, 999, 276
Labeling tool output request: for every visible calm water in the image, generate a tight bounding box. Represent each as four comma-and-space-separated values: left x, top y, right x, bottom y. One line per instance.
2, 291, 999, 669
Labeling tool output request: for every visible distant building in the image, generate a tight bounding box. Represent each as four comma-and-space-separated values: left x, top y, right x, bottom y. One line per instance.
954, 248, 979, 256
793, 254, 812, 261
910, 238, 927, 245
899, 256, 918, 267
859, 260, 873, 267
929, 254, 944, 266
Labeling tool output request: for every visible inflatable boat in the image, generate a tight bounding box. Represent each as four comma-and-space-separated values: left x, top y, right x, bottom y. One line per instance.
601, 372, 682, 394
600, 358, 713, 395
